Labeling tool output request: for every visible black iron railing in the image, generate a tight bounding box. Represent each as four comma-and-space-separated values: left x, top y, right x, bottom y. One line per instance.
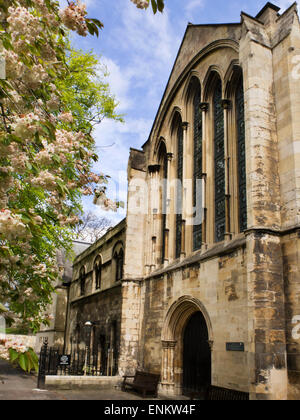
37, 339, 117, 389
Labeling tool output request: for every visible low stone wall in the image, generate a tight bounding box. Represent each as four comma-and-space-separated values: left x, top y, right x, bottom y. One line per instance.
45, 375, 122, 390
4, 334, 37, 348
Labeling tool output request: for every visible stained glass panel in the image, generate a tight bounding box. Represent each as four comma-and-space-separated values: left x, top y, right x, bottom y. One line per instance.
214, 79, 225, 243
236, 78, 247, 232
162, 152, 168, 263
193, 89, 203, 251
176, 125, 183, 259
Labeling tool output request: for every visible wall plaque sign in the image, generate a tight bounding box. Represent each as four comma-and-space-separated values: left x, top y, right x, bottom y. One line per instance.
226, 342, 245, 352
58, 355, 71, 366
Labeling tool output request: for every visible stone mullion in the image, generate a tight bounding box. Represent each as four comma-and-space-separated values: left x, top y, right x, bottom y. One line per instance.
181, 122, 189, 258
222, 99, 232, 241
145, 172, 154, 274
163, 153, 173, 264
149, 166, 160, 269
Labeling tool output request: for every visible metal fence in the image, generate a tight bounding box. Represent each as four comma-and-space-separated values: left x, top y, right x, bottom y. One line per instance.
37, 339, 117, 389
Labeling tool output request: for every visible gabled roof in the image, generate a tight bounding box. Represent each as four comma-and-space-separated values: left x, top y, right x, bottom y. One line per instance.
141, 2, 296, 150
256, 2, 280, 19
142, 22, 241, 148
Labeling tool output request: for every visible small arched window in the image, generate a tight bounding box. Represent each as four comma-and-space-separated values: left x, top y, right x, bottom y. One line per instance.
79, 267, 85, 296
94, 256, 102, 290
115, 249, 124, 282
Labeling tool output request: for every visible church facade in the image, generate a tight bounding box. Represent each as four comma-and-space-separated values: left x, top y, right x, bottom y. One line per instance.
61, 2, 300, 400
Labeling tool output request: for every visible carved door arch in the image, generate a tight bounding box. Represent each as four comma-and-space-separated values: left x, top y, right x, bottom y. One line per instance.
161, 296, 213, 396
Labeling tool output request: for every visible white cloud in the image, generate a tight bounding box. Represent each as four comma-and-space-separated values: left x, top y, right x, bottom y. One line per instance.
75, 1, 183, 224
276, 1, 296, 12
185, 0, 205, 17
110, 3, 182, 114
100, 57, 133, 112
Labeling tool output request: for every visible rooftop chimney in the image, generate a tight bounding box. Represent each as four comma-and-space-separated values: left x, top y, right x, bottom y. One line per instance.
256, 2, 281, 25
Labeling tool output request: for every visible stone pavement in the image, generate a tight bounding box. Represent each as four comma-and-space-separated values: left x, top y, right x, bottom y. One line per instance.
0, 360, 154, 400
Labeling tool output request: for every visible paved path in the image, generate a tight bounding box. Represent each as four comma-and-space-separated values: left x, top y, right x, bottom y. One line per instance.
0, 360, 149, 400
0, 359, 63, 400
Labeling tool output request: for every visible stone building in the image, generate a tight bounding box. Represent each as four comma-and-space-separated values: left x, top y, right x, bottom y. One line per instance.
36, 241, 91, 350
61, 2, 300, 400
65, 219, 126, 376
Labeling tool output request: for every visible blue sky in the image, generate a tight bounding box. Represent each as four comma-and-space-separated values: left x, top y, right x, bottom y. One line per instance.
67, 0, 294, 225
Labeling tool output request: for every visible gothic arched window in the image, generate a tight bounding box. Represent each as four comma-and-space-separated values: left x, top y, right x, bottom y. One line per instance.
213, 78, 226, 243
175, 124, 183, 259
158, 143, 168, 264
193, 87, 203, 251
115, 249, 124, 282
79, 267, 85, 296
94, 256, 102, 290
236, 77, 247, 232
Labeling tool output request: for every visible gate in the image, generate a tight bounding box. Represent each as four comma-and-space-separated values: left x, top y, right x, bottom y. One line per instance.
37, 339, 118, 389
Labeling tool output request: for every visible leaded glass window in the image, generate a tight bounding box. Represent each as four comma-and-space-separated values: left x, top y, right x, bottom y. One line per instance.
94, 257, 102, 290
176, 125, 183, 259
214, 78, 226, 243
193, 89, 203, 251
236, 78, 247, 232
115, 249, 124, 282
162, 151, 168, 263
80, 267, 85, 296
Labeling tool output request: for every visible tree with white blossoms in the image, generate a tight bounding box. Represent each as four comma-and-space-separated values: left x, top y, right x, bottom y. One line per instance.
0, 0, 164, 360
131, 0, 165, 13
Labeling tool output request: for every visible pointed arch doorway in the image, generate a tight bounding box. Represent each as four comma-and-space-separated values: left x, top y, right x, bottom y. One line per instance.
161, 296, 213, 397
182, 311, 211, 395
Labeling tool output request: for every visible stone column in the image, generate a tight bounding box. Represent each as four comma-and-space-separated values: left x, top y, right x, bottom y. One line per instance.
160, 340, 177, 395
240, 18, 287, 400
163, 153, 173, 265
221, 99, 232, 242
118, 280, 142, 376
148, 165, 160, 271
163, 229, 169, 267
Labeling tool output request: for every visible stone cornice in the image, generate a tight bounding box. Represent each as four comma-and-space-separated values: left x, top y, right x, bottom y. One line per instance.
144, 224, 300, 280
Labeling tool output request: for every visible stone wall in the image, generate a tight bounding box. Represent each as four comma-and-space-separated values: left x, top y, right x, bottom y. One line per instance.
65, 220, 126, 375
120, 2, 300, 400
137, 242, 248, 396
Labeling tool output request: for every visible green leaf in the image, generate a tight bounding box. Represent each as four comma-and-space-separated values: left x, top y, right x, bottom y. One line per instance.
25, 161, 32, 171
151, 0, 157, 14
18, 353, 28, 372
26, 354, 33, 373
27, 349, 39, 372
0, 303, 8, 313
157, 0, 165, 12
52, 154, 61, 165
9, 348, 19, 363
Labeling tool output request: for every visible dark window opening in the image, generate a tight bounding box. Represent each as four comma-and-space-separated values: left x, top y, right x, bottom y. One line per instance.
236, 78, 247, 232
214, 78, 225, 243
79, 267, 85, 296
